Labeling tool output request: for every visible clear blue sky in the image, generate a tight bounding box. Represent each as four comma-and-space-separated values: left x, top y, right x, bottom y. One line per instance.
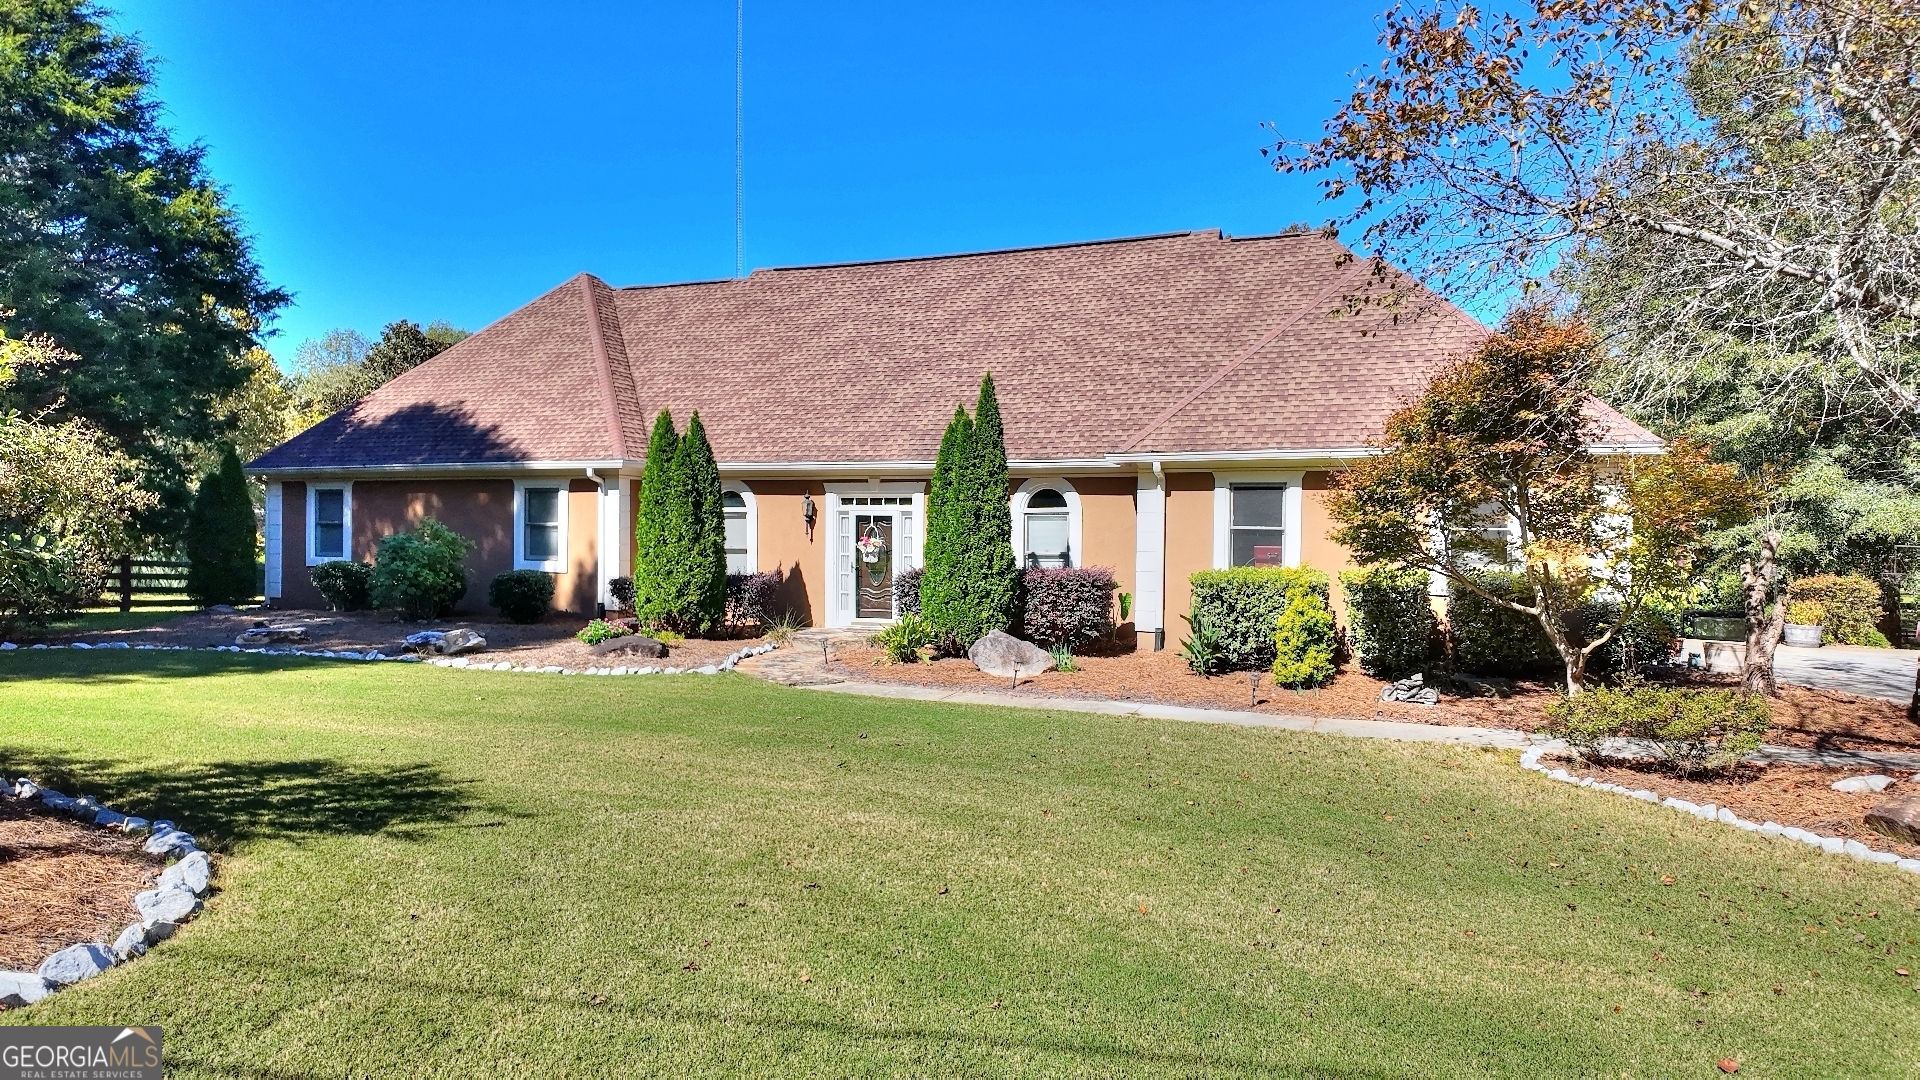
109, 1, 1390, 365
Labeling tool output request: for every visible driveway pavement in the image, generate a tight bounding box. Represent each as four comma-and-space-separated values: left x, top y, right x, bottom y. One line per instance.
1774, 644, 1919, 704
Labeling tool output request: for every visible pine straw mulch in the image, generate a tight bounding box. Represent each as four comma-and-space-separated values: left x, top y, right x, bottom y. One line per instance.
1548, 757, 1920, 860
827, 646, 1920, 751
0, 799, 161, 971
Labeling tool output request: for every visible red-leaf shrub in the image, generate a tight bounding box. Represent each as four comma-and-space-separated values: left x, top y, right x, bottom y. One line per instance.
726, 570, 783, 627
1018, 566, 1118, 649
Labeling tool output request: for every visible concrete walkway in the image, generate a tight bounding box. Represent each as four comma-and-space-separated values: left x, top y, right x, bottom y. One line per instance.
1775, 644, 1919, 705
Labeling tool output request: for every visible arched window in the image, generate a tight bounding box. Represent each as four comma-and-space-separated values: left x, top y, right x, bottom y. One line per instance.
1021, 487, 1071, 568
722, 489, 751, 574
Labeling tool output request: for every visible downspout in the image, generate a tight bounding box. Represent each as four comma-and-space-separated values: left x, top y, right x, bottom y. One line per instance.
1152, 460, 1165, 652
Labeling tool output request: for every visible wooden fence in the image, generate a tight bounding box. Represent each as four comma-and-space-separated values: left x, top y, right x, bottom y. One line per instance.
105, 556, 191, 612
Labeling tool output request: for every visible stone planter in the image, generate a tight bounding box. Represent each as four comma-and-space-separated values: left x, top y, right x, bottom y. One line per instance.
1783, 622, 1823, 648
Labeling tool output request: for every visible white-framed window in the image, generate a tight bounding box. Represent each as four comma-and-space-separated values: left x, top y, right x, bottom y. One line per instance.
306, 482, 352, 565
1211, 471, 1303, 569
1455, 501, 1521, 569
722, 482, 757, 575
514, 480, 568, 573
1012, 478, 1083, 569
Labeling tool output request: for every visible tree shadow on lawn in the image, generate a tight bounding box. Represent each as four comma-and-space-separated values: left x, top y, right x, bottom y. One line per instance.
0, 650, 402, 683
0, 749, 502, 852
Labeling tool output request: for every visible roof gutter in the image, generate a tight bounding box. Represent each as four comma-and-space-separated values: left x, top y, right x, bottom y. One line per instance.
248, 459, 639, 479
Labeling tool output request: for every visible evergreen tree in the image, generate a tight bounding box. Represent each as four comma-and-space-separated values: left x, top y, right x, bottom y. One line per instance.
183, 445, 258, 606
921, 374, 1017, 647
676, 411, 727, 632
0, 1, 288, 537
631, 410, 681, 625
919, 404, 972, 637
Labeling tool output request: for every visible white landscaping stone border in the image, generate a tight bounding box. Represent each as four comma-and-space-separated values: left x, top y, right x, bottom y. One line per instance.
1518, 745, 1920, 876
0, 778, 213, 1008
0, 639, 780, 676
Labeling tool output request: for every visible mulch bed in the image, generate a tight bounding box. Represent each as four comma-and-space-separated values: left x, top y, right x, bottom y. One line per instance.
0, 799, 160, 971
828, 645, 1920, 751
30, 608, 765, 672
1548, 756, 1920, 860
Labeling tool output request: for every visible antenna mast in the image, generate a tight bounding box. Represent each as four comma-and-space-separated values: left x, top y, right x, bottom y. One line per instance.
734, 0, 744, 278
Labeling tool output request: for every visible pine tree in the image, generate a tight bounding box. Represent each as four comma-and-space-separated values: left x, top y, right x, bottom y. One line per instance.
184, 445, 259, 605
631, 410, 681, 625
921, 374, 1016, 647
677, 411, 728, 632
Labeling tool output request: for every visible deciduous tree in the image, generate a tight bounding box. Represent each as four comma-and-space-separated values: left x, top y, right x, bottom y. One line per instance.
1327, 310, 1750, 693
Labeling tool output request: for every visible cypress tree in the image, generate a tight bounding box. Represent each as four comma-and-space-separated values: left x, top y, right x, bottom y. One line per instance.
959, 372, 1018, 639
184, 445, 259, 606
677, 411, 727, 632
631, 410, 681, 625
921, 374, 1016, 646
920, 403, 972, 639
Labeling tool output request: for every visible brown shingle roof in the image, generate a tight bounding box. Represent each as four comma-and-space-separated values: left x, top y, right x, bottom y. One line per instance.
251, 230, 1656, 472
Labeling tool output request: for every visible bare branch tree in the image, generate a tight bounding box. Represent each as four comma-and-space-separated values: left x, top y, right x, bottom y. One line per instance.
1275, 0, 1920, 420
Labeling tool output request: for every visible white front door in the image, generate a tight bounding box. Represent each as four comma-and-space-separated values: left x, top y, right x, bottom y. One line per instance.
830, 494, 918, 626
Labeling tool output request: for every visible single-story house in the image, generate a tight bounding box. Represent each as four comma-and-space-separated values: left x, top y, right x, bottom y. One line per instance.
249, 229, 1658, 648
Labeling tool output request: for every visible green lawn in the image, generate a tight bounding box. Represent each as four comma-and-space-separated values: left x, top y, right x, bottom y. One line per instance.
1, 653, 1916, 1076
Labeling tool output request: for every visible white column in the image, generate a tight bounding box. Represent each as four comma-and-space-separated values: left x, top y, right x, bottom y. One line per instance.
1134, 466, 1165, 639
597, 477, 624, 608
263, 482, 283, 602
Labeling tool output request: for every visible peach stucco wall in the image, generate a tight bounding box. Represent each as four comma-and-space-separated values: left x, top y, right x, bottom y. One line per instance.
1162, 472, 1215, 639
740, 478, 827, 627
1299, 471, 1358, 618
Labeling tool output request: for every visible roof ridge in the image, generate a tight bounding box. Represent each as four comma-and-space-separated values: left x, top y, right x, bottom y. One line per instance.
577, 274, 628, 459
742, 229, 1222, 277
1116, 260, 1371, 454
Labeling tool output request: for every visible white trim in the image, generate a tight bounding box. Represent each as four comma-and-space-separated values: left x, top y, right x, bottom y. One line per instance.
304, 481, 353, 566
596, 477, 623, 607
513, 479, 570, 573
1134, 466, 1166, 634
1211, 471, 1304, 570
253, 458, 634, 479
722, 480, 759, 575
264, 482, 284, 598
822, 481, 925, 628
1011, 477, 1081, 569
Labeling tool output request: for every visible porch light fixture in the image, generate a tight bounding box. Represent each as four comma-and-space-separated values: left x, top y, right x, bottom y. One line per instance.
802, 493, 817, 541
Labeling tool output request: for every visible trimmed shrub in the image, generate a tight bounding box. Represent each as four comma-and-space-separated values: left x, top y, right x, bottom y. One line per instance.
1271, 587, 1336, 688
608, 576, 635, 612
894, 565, 925, 615
1787, 574, 1887, 646
1188, 566, 1331, 672
489, 569, 553, 624
1018, 566, 1118, 650
1581, 601, 1680, 678
1548, 679, 1772, 777
184, 445, 259, 606
1339, 566, 1435, 679
920, 374, 1018, 648
369, 517, 473, 620
576, 618, 632, 645
726, 569, 783, 627
872, 612, 936, 663
1445, 571, 1557, 677
310, 560, 373, 611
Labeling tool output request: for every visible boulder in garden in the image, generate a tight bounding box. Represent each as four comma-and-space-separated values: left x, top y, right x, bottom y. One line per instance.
1832, 774, 1895, 794
1865, 795, 1920, 844
589, 635, 667, 658
437, 628, 487, 655
234, 625, 309, 646
37, 943, 113, 986
967, 631, 1054, 679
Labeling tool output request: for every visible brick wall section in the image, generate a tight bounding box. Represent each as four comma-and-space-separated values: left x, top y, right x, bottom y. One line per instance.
275, 482, 322, 609
351, 479, 514, 614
